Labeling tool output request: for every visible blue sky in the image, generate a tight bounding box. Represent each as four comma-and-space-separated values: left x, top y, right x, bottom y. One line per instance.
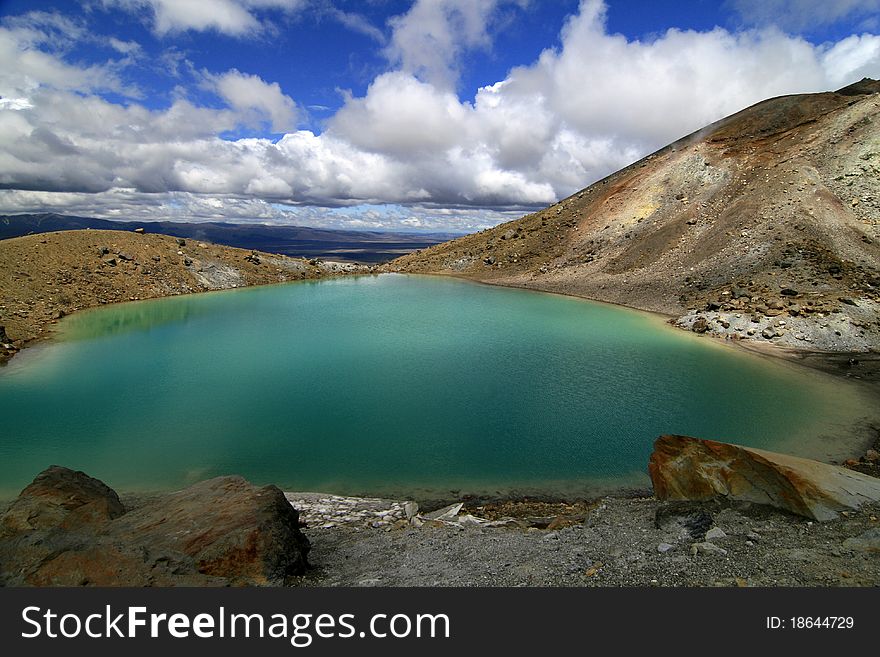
0, 0, 878, 231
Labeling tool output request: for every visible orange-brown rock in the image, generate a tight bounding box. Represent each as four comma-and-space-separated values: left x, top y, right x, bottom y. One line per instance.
0, 467, 310, 586
649, 435, 880, 521
112, 476, 311, 585
0, 465, 124, 534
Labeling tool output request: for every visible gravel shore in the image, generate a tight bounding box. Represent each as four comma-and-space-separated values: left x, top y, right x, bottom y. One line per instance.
298, 495, 880, 587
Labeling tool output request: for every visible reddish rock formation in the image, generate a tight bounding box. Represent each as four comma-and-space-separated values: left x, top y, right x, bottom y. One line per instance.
649, 435, 880, 521
0, 467, 310, 586
1, 465, 124, 533
112, 476, 311, 585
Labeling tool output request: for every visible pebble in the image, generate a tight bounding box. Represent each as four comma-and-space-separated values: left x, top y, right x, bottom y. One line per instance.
705, 527, 727, 541
691, 542, 728, 556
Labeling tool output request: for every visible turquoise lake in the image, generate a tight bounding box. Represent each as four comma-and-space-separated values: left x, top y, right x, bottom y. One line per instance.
0, 274, 872, 499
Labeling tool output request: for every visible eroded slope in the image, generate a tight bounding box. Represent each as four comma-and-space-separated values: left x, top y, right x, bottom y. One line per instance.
392, 80, 880, 352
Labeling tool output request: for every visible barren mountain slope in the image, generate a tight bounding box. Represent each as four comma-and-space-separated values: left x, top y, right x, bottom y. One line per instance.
0, 229, 363, 362
391, 80, 880, 352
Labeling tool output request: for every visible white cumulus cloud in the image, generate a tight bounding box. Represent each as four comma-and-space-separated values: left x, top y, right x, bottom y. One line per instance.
101, 0, 307, 37
208, 69, 301, 132
1, 0, 879, 230
384, 0, 528, 88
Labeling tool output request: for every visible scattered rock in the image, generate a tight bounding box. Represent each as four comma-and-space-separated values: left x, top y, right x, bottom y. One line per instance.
424, 503, 464, 522
705, 527, 727, 541
842, 529, 880, 553
649, 434, 880, 521
284, 493, 414, 529
691, 542, 728, 556
654, 502, 713, 541
458, 514, 488, 527
176, 238, 186, 247
692, 317, 709, 333
134, 227, 144, 234
657, 542, 675, 553
584, 563, 602, 577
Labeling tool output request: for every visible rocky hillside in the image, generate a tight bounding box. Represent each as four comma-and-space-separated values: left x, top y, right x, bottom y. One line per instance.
391, 79, 880, 353
0, 229, 365, 362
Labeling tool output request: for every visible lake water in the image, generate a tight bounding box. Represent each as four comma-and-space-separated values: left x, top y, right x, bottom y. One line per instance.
0, 274, 872, 499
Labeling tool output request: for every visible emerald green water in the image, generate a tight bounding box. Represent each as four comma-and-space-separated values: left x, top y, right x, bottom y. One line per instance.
0, 275, 871, 498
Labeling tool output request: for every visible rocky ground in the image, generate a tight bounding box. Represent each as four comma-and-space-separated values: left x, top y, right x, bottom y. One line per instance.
0, 228, 369, 363
284, 434, 880, 587
299, 496, 880, 587
3, 436, 878, 587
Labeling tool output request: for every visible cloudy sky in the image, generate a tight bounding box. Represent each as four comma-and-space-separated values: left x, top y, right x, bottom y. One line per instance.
0, 0, 878, 232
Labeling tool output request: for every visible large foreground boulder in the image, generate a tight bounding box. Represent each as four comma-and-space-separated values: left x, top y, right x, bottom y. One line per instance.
1, 465, 124, 533
113, 476, 311, 585
649, 435, 880, 521
0, 467, 310, 586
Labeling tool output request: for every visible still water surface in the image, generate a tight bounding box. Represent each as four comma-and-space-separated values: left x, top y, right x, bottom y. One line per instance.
0, 275, 869, 498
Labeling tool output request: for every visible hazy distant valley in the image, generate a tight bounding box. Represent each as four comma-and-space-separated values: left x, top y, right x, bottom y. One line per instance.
0, 213, 457, 264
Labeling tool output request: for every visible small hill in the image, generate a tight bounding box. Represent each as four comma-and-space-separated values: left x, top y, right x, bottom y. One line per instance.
392, 79, 880, 352
0, 229, 364, 361
0, 214, 455, 264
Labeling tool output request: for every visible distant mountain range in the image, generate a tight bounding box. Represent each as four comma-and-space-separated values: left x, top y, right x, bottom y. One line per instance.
0, 214, 458, 264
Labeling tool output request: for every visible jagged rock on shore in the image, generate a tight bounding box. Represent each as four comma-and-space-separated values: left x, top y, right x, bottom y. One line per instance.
0, 466, 310, 586
649, 434, 880, 521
